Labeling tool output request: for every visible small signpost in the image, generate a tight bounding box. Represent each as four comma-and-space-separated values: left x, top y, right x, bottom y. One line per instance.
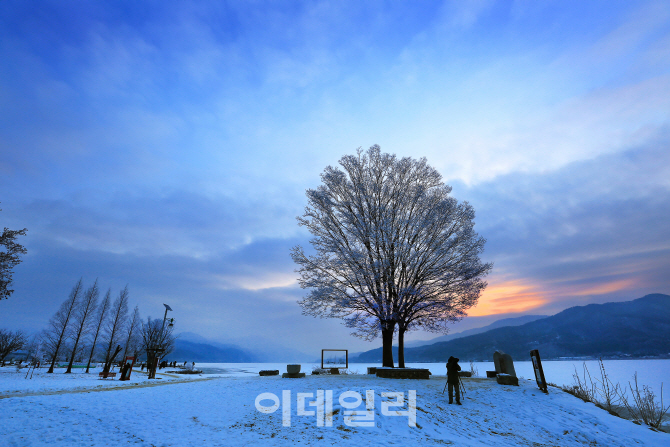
530, 349, 548, 393
120, 356, 136, 381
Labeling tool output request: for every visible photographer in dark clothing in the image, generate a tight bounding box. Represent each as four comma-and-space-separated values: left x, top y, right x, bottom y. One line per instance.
446, 356, 462, 405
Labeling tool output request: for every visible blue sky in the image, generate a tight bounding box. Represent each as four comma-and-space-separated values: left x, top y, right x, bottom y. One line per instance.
1, 1, 669, 354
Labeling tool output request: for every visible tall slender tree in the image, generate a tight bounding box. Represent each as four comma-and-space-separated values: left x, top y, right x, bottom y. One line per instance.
122, 306, 141, 360
292, 146, 491, 367
85, 288, 111, 373
101, 286, 128, 373
42, 279, 83, 373
65, 279, 99, 373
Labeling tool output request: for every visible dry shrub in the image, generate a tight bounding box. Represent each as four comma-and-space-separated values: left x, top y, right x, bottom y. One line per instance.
562, 360, 669, 430
594, 359, 622, 415
563, 363, 596, 403
620, 373, 669, 429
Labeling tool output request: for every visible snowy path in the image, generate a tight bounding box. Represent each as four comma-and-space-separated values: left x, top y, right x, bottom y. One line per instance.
1, 373, 667, 446
0, 376, 221, 400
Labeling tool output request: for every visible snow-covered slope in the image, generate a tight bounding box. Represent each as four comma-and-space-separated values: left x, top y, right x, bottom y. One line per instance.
1, 367, 667, 446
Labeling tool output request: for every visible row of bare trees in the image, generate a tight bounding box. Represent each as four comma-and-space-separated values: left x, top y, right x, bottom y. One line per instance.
36, 278, 172, 374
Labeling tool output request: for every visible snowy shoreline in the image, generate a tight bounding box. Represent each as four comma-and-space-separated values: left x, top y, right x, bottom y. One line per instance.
1, 367, 668, 446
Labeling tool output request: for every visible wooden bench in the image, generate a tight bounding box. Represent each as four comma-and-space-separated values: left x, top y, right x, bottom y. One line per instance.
98, 372, 117, 379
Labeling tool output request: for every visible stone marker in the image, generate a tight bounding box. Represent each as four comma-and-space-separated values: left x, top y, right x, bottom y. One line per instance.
282, 364, 306, 378
500, 353, 516, 377
259, 370, 279, 376
367, 367, 377, 374
493, 351, 517, 377
486, 371, 497, 378
458, 371, 472, 377
496, 373, 519, 386
493, 350, 518, 385
493, 351, 505, 373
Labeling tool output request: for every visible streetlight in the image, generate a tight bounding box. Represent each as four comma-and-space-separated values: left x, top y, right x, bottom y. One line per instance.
160, 303, 173, 335
148, 303, 174, 379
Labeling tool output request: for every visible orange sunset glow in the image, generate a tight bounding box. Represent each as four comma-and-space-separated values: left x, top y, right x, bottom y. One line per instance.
470, 277, 641, 317
468, 280, 547, 316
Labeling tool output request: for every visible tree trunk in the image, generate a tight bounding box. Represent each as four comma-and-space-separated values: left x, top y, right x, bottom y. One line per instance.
147, 350, 157, 379
398, 327, 406, 368
47, 341, 63, 373
381, 322, 395, 367
85, 330, 101, 374
65, 338, 81, 373
86, 289, 110, 373
102, 345, 122, 376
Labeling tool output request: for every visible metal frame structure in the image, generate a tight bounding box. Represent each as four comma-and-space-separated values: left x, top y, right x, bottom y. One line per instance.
321, 349, 348, 369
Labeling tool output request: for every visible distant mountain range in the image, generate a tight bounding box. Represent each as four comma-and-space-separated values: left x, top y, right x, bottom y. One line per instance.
404, 314, 547, 348
354, 294, 670, 363
170, 339, 258, 363
168, 332, 312, 363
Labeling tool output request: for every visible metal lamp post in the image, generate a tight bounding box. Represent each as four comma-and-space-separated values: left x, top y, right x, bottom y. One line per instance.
160, 303, 173, 336
148, 303, 173, 379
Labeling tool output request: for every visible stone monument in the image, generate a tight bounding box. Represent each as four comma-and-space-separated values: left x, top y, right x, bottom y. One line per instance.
282, 364, 306, 378
493, 350, 518, 385
493, 350, 517, 377
500, 353, 516, 377
496, 374, 519, 386
493, 350, 505, 373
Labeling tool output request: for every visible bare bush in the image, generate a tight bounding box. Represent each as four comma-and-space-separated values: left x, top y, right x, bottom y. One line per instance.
620, 373, 669, 429
562, 361, 669, 430
593, 358, 621, 414
563, 363, 597, 403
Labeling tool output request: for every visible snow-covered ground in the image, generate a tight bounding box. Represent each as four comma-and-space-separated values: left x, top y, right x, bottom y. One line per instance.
1, 365, 667, 446
0, 365, 190, 397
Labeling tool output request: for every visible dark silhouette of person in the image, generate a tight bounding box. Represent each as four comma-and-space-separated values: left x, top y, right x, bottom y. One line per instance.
446, 356, 462, 405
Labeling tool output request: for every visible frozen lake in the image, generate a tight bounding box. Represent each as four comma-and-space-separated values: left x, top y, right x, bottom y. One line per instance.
196, 359, 670, 402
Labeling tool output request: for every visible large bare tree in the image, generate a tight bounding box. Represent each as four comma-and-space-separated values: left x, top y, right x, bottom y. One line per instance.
42, 279, 83, 373
65, 279, 99, 373
141, 316, 175, 379
291, 146, 491, 367
0, 204, 27, 301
